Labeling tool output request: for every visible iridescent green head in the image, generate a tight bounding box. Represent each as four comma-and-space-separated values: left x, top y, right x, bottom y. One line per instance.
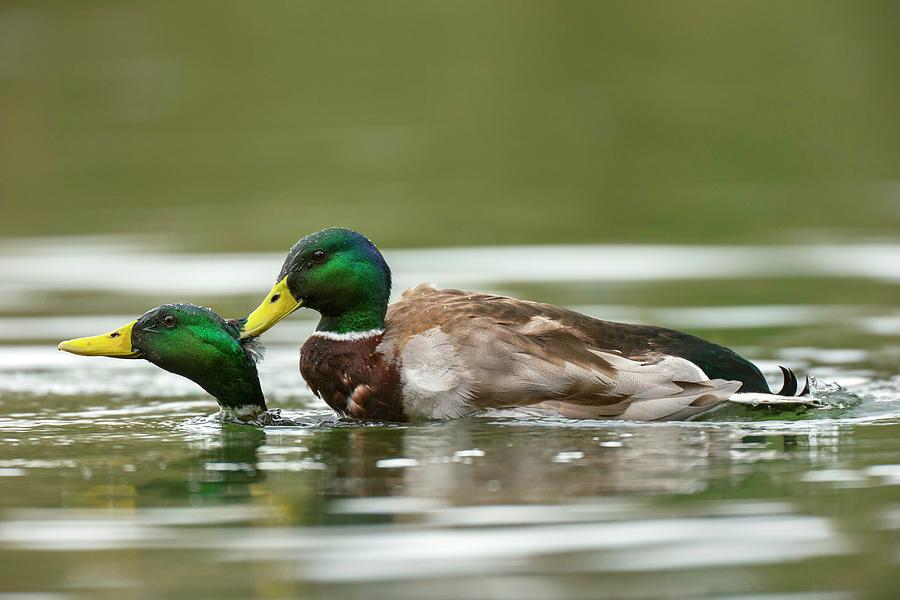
59, 304, 266, 415
241, 228, 391, 336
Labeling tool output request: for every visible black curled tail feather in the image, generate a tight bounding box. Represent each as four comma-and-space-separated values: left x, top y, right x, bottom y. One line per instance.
777, 366, 797, 396
776, 366, 810, 396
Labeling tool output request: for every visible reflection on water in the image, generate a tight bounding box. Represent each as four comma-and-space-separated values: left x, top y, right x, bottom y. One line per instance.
2, 419, 900, 598
0, 237, 898, 598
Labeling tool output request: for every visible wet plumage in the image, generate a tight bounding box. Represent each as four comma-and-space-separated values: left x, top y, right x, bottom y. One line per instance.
242, 228, 805, 422
300, 285, 762, 421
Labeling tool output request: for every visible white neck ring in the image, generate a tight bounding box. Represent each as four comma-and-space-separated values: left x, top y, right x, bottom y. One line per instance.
310, 328, 384, 342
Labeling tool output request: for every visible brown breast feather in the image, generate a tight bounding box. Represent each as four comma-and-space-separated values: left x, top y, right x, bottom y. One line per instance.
299, 334, 404, 421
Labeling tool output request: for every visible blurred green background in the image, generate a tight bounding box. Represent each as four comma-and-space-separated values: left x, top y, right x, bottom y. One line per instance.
1, 1, 898, 251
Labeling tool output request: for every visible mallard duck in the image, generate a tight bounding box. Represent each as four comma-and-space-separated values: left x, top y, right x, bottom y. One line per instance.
239, 228, 809, 422
58, 304, 267, 421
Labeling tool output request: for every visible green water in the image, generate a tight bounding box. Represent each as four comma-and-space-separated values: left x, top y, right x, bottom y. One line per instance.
2, 2, 899, 250
0, 239, 897, 598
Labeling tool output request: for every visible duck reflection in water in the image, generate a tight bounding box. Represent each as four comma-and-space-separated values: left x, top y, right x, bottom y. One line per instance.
136, 426, 268, 507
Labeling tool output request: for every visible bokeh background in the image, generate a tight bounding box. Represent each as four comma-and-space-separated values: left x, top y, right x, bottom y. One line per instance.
2, 1, 898, 250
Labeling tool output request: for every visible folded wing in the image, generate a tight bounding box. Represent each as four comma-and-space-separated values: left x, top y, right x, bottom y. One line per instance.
388, 286, 741, 421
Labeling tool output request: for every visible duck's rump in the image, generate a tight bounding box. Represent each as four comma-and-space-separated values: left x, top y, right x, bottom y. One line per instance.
384, 286, 765, 421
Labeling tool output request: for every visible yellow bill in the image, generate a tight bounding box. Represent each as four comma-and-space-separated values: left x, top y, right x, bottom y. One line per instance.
240, 276, 302, 339
58, 320, 140, 358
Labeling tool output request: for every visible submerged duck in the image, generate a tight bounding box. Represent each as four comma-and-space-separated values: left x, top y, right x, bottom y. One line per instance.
239, 228, 808, 422
58, 304, 268, 421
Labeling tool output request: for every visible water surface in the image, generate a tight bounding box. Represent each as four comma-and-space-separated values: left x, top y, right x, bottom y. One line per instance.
0, 238, 898, 599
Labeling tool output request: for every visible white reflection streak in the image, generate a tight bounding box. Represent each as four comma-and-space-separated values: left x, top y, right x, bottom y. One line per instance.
0, 510, 849, 581
0, 239, 898, 298
244, 515, 849, 581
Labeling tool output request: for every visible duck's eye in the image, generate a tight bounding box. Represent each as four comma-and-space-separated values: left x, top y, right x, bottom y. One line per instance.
162, 315, 177, 328
310, 250, 327, 263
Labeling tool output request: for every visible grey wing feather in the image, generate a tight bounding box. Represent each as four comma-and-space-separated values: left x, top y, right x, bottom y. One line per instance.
387, 286, 740, 421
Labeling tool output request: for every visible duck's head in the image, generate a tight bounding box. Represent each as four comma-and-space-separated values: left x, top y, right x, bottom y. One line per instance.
240, 228, 391, 337
58, 304, 267, 417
